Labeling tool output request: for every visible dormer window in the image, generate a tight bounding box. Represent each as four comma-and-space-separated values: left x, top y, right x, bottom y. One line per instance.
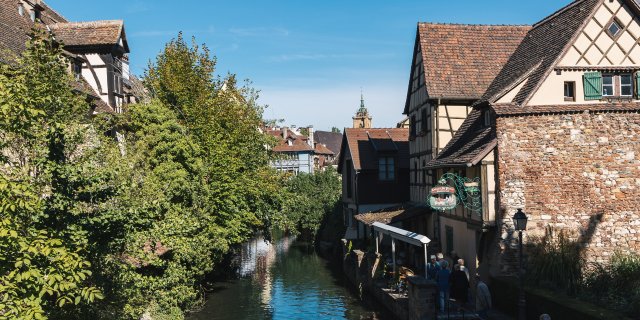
18, 4, 24, 16
607, 19, 622, 39
482, 110, 492, 127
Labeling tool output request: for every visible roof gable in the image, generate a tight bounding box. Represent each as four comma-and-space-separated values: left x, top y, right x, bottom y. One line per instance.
404, 23, 530, 113
339, 128, 409, 171
482, 0, 602, 105
558, 0, 640, 67
50, 20, 129, 53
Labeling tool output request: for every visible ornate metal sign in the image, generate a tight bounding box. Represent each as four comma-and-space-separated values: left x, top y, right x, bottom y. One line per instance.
427, 173, 482, 212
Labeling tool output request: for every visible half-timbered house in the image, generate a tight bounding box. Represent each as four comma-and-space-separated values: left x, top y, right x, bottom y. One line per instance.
427, 0, 640, 278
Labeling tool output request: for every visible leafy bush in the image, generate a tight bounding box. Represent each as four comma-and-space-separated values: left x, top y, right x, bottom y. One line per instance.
526, 227, 584, 294
581, 252, 640, 316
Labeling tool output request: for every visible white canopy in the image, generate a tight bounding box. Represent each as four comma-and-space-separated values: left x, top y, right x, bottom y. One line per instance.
372, 222, 431, 247
372, 222, 431, 279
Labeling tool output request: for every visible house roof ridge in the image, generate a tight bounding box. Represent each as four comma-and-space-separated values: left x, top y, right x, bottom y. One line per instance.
532, 0, 588, 30
50, 20, 123, 29
41, 1, 68, 23
418, 21, 531, 28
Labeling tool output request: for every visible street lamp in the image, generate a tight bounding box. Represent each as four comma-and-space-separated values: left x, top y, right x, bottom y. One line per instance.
512, 208, 528, 320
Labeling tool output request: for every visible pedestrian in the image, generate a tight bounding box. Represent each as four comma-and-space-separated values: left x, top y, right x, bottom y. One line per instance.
458, 258, 470, 281
427, 255, 440, 280
436, 260, 451, 312
449, 264, 469, 304
475, 274, 492, 320
436, 252, 445, 269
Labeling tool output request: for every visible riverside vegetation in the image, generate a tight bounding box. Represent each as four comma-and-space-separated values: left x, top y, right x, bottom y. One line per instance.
0, 29, 340, 320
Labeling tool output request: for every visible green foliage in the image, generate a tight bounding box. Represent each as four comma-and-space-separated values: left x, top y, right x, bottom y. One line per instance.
581, 252, 640, 316
526, 227, 584, 294
0, 28, 102, 319
282, 169, 341, 239
331, 127, 341, 133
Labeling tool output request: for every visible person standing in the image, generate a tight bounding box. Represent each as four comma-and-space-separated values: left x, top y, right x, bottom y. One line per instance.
449, 264, 470, 304
436, 260, 450, 313
476, 274, 492, 320
458, 258, 470, 281
427, 255, 440, 280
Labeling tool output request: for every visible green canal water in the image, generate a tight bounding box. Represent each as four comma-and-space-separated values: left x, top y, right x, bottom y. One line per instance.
188, 235, 391, 320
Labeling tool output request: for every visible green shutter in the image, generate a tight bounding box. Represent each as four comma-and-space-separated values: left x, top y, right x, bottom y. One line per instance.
636, 72, 640, 98
583, 72, 602, 100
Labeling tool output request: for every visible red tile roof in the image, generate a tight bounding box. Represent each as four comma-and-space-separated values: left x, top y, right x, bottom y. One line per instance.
492, 102, 640, 116
314, 143, 334, 155
425, 110, 496, 169
415, 23, 530, 101
50, 20, 128, 52
265, 128, 314, 153
339, 128, 409, 172
481, 0, 600, 105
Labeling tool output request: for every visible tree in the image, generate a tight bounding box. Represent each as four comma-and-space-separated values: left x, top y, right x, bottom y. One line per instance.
331, 127, 341, 134
0, 28, 102, 319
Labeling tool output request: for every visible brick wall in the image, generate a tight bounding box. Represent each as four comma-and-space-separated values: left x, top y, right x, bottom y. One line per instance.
494, 111, 640, 271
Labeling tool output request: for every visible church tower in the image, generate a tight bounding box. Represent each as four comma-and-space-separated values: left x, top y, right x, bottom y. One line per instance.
352, 93, 372, 128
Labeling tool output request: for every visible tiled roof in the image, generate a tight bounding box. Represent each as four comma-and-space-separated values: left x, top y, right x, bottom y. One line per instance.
416, 23, 530, 101
425, 110, 496, 169
0, 0, 33, 62
355, 205, 430, 226
481, 0, 600, 105
266, 128, 314, 153
313, 130, 342, 155
50, 20, 127, 51
339, 128, 409, 172
314, 143, 334, 155
492, 102, 640, 116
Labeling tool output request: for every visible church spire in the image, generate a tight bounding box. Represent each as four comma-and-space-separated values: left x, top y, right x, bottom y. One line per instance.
352, 90, 372, 128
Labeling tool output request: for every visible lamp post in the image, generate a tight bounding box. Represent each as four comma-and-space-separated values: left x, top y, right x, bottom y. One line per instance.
513, 208, 528, 320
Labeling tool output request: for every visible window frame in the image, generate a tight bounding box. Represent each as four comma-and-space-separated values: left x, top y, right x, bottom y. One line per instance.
620, 74, 633, 97
602, 74, 615, 97
378, 156, 396, 182
564, 81, 576, 101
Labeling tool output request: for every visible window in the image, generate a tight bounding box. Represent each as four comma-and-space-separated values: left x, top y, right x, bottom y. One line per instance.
621, 74, 633, 96
378, 157, 395, 181
421, 108, 428, 133
445, 226, 454, 255
414, 161, 418, 183
346, 160, 353, 198
607, 19, 622, 38
603, 74, 614, 96
483, 110, 492, 127
564, 81, 575, 101
410, 115, 417, 137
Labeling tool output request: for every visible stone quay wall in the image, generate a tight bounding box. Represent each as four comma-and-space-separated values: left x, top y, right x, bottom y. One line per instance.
341, 240, 436, 320
495, 110, 640, 272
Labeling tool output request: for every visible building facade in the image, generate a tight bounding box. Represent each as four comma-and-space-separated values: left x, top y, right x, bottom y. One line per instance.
0, 0, 133, 114
403, 22, 530, 261
337, 128, 410, 239
427, 0, 640, 278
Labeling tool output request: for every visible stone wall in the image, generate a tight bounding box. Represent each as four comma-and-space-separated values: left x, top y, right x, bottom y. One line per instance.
494, 110, 640, 273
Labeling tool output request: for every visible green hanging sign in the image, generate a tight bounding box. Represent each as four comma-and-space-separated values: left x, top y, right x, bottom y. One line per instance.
427, 173, 482, 212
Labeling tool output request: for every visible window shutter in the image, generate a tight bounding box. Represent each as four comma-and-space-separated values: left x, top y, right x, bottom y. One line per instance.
583, 72, 602, 100
636, 72, 640, 98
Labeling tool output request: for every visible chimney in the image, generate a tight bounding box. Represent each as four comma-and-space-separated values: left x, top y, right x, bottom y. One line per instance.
307, 126, 314, 147
282, 126, 288, 139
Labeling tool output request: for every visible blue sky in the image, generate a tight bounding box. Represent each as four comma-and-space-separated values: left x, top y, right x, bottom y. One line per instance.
46, 0, 571, 131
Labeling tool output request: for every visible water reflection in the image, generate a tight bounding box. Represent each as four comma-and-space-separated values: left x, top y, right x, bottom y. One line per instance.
189, 235, 388, 320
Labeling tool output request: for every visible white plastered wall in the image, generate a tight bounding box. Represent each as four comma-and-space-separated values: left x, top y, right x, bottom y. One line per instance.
81, 54, 110, 106
528, 0, 640, 106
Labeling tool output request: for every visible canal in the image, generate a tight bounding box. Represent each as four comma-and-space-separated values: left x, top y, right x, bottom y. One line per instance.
189, 235, 391, 320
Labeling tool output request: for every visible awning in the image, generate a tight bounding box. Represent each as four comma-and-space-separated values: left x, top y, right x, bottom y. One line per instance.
372, 222, 431, 247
